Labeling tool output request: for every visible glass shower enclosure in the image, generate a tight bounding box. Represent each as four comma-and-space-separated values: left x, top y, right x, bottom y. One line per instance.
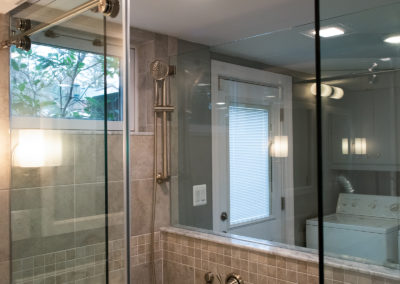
6, 0, 129, 283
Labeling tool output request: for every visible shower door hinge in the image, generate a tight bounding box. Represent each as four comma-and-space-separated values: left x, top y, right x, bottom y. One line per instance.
280, 108, 284, 122
281, 197, 285, 211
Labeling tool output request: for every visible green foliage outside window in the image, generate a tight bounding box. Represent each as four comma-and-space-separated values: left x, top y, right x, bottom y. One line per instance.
10, 43, 121, 120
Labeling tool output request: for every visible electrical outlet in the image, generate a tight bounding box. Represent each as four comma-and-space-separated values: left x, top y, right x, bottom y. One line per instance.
193, 184, 207, 206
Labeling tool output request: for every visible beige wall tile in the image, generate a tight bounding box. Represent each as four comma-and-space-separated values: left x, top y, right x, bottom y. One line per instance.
131, 260, 162, 284
131, 177, 170, 236
0, 218, 10, 261
0, 260, 9, 284
131, 135, 154, 180
163, 260, 194, 284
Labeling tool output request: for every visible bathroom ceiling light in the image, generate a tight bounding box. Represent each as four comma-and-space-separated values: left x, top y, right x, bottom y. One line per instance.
384, 35, 400, 44
302, 25, 347, 39
318, 27, 345, 38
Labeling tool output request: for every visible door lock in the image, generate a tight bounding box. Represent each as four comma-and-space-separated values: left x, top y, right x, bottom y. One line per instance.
220, 212, 228, 221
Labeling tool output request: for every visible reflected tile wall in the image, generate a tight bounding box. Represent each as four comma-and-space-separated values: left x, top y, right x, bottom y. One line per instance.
0, 13, 10, 284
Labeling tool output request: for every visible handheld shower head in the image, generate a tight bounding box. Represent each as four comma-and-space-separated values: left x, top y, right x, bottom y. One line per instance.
150, 60, 170, 81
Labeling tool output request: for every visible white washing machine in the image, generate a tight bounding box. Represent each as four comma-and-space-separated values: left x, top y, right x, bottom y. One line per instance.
306, 193, 400, 265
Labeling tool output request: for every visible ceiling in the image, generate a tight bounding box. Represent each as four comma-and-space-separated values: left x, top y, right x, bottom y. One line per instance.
131, 0, 400, 46
131, 0, 400, 77
10, 0, 400, 77
210, 0, 400, 77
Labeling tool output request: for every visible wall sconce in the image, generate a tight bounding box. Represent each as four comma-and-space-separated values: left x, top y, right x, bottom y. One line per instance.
354, 138, 367, 155
13, 130, 63, 167
310, 83, 344, 99
342, 138, 349, 155
271, 136, 288, 158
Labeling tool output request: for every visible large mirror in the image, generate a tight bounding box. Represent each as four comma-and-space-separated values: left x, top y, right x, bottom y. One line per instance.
169, 0, 400, 273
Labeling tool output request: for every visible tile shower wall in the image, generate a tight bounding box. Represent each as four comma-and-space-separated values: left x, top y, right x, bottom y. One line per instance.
129, 27, 178, 284
161, 228, 400, 284
9, 131, 124, 284
0, 13, 10, 284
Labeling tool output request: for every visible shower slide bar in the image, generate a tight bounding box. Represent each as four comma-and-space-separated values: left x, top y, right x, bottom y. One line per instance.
150, 60, 176, 184
0, 0, 119, 51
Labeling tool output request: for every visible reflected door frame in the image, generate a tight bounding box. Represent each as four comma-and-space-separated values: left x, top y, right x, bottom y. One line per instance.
211, 60, 294, 244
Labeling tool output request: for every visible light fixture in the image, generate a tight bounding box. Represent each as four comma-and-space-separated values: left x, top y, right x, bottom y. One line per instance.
354, 138, 367, 155
330, 86, 344, 99
197, 83, 210, 87
310, 83, 333, 97
342, 138, 349, 155
13, 130, 63, 167
384, 35, 400, 44
380, 57, 391, 62
311, 83, 344, 99
271, 136, 288, 158
308, 26, 345, 38
216, 102, 226, 105
317, 27, 345, 38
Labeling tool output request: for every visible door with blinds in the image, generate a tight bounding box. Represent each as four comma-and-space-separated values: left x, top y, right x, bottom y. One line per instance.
211, 60, 293, 243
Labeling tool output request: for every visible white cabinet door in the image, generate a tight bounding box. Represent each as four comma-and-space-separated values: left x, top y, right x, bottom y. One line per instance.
329, 86, 398, 170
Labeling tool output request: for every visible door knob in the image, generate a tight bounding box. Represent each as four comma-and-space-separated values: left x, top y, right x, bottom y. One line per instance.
226, 273, 244, 284
220, 212, 228, 221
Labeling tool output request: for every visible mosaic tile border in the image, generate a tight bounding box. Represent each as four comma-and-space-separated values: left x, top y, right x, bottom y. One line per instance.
11, 239, 125, 284
130, 232, 161, 267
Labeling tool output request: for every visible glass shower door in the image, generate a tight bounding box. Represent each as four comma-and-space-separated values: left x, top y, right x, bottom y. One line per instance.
8, 1, 127, 283
319, 0, 400, 281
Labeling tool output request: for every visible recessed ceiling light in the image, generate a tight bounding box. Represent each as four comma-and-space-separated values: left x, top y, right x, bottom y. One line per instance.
313, 27, 345, 38
384, 35, 400, 44
380, 57, 391, 61
216, 102, 226, 105
303, 26, 347, 39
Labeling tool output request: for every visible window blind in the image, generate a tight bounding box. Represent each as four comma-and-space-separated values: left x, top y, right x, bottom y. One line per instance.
229, 105, 270, 225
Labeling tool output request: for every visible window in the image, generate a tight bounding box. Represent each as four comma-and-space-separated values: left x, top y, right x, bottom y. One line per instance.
10, 43, 121, 122
229, 105, 270, 225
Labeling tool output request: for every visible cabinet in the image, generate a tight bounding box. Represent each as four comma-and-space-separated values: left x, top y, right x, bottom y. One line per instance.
329, 85, 398, 170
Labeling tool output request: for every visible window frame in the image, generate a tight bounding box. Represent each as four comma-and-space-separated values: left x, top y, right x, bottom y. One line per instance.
9, 40, 136, 132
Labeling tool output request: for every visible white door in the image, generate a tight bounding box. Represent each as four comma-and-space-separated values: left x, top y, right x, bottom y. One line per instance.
211, 61, 294, 243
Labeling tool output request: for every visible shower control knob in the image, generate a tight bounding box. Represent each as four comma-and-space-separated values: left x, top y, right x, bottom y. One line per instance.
204, 272, 214, 283
220, 212, 228, 221
226, 273, 244, 284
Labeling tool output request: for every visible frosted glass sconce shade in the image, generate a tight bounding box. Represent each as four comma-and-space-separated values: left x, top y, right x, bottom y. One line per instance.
354, 138, 367, 155
342, 138, 349, 155
271, 136, 288, 158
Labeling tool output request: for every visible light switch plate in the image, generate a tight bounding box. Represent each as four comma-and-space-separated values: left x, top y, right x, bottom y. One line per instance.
193, 184, 207, 206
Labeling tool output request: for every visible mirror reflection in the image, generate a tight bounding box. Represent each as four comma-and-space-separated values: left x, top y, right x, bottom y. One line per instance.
171, 1, 400, 271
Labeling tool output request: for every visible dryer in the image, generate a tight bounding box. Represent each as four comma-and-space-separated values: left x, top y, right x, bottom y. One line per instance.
306, 193, 400, 265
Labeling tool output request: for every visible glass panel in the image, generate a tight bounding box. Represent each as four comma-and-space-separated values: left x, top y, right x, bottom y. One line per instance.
320, 0, 400, 278
8, 0, 128, 283
169, 19, 318, 249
